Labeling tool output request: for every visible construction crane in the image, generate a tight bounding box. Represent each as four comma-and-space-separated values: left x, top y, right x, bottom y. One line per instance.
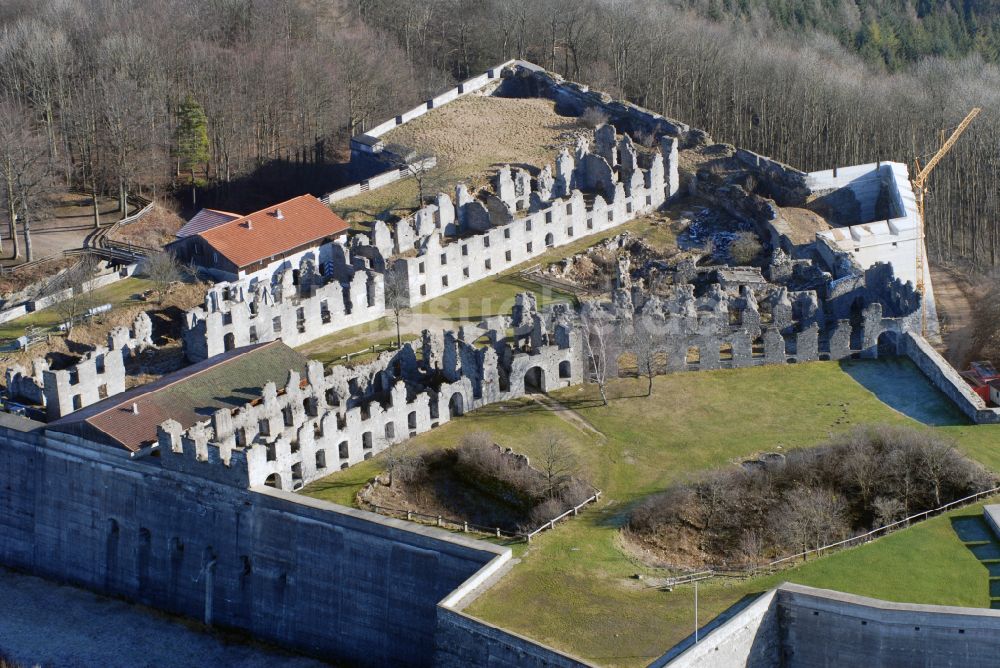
911, 107, 981, 336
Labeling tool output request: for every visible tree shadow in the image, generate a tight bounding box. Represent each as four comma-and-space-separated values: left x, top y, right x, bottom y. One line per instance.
188, 158, 375, 217
950, 514, 1000, 608
839, 357, 968, 426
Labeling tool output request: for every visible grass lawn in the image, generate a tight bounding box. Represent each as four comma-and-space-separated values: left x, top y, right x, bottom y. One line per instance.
0, 277, 155, 341
332, 96, 576, 225
297, 215, 677, 366
302, 359, 1000, 667
414, 215, 675, 323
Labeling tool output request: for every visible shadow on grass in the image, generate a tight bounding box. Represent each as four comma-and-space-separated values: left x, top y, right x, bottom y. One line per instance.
839, 357, 967, 427
950, 514, 1000, 608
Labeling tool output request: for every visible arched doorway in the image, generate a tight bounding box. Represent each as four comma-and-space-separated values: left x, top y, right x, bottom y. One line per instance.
544, 232, 554, 248
877, 330, 899, 358
524, 367, 546, 393
264, 473, 282, 489
224, 332, 236, 351
449, 392, 464, 417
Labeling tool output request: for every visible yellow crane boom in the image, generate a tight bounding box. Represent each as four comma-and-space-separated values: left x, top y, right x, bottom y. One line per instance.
912, 107, 981, 336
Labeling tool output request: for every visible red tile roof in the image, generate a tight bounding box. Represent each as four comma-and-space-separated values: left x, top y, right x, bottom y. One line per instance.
197, 195, 348, 270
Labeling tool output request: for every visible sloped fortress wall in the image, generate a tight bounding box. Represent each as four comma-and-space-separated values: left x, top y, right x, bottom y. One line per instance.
659, 583, 1000, 668
0, 415, 506, 667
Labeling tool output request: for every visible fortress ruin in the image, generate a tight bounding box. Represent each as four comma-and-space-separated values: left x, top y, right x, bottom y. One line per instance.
2, 59, 999, 668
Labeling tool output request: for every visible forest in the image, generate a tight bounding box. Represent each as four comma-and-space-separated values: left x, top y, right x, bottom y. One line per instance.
0, 0, 996, 270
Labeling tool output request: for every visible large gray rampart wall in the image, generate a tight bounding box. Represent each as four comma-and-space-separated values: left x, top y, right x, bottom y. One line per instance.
436, 607, 596, 667
902, 332, 1000, 424
660, 583, 1000, 668
0, 417, 509, 666
650, 591, 780, 667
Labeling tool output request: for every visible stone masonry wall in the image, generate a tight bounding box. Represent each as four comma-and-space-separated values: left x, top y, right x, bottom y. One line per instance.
183, 265, 384, 362
4, 313, 153, 419
436, 608, 595, 668
166, 297, 582, 491
0, 420, 505, 667
386, 125, 678, 307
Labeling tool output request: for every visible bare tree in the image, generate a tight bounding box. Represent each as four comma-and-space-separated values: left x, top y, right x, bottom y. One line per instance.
383, 442, 424, 488
729, 231, 763, 265
579, 310, 615, 405
142, 250, 182, 304
0, 100, 53, 261
771, 486, 849, 557
537, 430, 578, 498
383, 263, 411, 348
628, 314, 662, 396
872, 496, 905, 527
48, 255, 98, 333
385, 151, 457, 210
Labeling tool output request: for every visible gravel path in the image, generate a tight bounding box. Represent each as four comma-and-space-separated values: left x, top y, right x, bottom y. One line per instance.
0, 567, 330, 668
929, 263, 980, 368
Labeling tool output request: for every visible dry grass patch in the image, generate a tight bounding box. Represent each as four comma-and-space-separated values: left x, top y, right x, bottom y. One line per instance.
334, 96, 582, 221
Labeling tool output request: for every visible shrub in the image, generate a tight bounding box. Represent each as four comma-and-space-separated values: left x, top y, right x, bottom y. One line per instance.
634, 129, 657, 148
625, 425, 994, 567
728, 231, 763, 265
579, 106, 609, 129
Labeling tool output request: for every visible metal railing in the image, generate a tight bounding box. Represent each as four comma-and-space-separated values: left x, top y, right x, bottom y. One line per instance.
657, 485, 1000, 588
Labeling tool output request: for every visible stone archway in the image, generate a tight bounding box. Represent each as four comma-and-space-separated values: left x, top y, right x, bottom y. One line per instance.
448, 392, 465, 418
524, 366, 546, 393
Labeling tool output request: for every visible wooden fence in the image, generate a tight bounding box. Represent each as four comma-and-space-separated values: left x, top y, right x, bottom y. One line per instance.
361, 489, 602, 543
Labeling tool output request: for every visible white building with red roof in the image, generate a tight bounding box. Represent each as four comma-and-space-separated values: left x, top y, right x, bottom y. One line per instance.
170, 194, 350, 284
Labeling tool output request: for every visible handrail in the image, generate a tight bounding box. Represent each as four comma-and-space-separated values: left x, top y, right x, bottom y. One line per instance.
6, 193, 154, 275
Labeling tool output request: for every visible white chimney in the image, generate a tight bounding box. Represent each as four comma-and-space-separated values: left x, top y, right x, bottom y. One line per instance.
131, 403, 139, 415
246, 220, 253, 230
274, 208, 284, 220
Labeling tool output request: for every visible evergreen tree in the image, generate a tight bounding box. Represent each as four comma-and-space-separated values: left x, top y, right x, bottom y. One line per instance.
173, 94, 210, 182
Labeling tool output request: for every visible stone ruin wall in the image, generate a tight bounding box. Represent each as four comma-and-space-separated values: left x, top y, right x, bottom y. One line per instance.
4, 312, 154, 419
597, 264, 909, 381
182, 125, 680, 363
161, 295, 581, 492
498, 60, 690, 142
381, 129, 679, 306
182, 264, 384, 362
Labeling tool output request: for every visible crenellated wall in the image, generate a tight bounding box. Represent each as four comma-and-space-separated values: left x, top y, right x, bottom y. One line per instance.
386, 128, 678, 307
5, 312, 154, 418
168, 296, 581, 491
